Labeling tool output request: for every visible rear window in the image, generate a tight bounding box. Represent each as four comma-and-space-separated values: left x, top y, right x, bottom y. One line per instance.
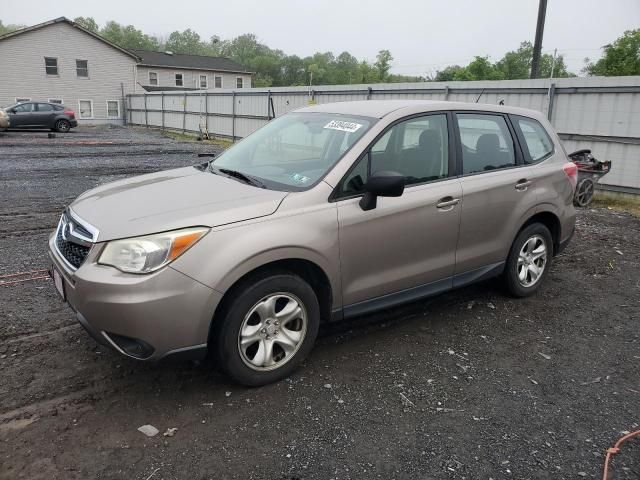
514, 116, 554, 163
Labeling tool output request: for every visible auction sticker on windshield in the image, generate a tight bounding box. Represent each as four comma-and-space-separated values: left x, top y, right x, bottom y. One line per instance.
324, 120, 363, 133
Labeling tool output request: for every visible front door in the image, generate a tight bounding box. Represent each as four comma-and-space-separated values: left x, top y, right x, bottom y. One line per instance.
9, 102, 36, 128
335, 113, 462, 310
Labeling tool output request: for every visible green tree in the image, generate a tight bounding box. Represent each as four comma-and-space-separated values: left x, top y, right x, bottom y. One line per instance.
74, 16, 99, 33
586, 29, 640, 76
495, 41, 572, 79
434, 65, 467, 82
100, 21, 159, 50
374, 49, 393, 81
0, 20, 26, 36
165, 29, 207, 55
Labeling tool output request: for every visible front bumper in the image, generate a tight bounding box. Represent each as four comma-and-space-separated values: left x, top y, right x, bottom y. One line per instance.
48, 232, 222, 361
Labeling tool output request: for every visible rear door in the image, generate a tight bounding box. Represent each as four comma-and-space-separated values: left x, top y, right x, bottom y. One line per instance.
336, 112, 463, 309
454, 112, 539, 277
8, 103, 37, 128
35, 103, 58, 127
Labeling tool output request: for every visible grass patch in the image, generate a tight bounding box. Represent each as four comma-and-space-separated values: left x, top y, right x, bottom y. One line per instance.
592, 192, 640, 217
162, 129, 233, 149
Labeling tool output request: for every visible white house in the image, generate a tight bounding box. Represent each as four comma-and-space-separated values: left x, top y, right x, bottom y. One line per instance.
0, 17, 253, 124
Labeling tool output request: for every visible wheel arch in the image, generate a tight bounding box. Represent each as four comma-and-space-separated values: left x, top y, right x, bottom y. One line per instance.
208, 256, 335, 345
517, 210, 562, 255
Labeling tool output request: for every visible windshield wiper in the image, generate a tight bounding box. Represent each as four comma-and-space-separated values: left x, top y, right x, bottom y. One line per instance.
216, 168, 266, 188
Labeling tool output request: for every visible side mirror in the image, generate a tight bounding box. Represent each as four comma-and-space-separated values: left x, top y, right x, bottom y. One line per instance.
359, 171, 405, 211
10, 109, 16, 114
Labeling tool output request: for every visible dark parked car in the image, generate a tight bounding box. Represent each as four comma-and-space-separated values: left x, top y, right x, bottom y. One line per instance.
5, 101, 78, 132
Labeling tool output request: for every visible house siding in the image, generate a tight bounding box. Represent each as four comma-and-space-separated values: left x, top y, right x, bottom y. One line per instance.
136, 66, 252, 91
0, 22, 136, 124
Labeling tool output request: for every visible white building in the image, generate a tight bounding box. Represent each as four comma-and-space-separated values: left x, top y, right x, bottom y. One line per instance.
0, 17, 253, 124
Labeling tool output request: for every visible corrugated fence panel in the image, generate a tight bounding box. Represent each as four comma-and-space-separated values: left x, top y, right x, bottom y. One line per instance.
127, 76, 640, 190
561, 139, 640, 190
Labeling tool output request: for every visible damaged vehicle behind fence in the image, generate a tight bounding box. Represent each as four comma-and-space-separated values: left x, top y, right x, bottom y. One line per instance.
49, 100, 576, 386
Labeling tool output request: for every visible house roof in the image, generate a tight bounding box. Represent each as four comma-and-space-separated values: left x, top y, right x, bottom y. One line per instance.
0, 17, 141, 60
131, 50, 253, 74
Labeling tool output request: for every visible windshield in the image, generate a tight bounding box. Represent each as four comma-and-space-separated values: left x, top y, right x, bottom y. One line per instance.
212, 112, 375, 191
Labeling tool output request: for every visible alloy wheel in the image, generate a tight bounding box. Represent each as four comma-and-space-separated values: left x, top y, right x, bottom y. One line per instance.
238, 293, 307, 371
516, 234, 548, 287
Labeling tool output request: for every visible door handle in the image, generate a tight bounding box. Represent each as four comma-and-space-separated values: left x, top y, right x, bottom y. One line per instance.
515, 179, 532, 191
436, 197, 460, 210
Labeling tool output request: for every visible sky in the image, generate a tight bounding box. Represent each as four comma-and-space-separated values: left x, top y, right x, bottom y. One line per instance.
1, 0, 638, 76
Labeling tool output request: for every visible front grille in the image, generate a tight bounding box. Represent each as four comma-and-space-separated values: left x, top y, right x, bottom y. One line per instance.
56, 227, 90, 268
54, 211, 96, 269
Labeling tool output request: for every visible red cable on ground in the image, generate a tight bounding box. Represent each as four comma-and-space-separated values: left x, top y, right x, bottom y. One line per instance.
0, 269, 51, 286
0, 269, 49, 279
602, 429, 640, 480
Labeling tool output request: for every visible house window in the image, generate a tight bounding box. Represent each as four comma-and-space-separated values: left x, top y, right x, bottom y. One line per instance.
107, 100, 120, 118
199, 74, 208, 89
236, 77, 244, 88
78, 100, 93, 119
149, 71, 158, 86
44, 57, 58, 75
76, 59, 89, 78
214, 76, 222, 88
175, 73, 183, 87
15, 97, 31, 103
48, 98, 63, 104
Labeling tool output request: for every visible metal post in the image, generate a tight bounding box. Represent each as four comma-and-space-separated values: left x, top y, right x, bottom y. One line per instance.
204, 91, 209, 134
144, 93, 148, 128
367, 87, 373, 100
267, 90, 272, 120
547, 82, 556, 122
120, 82, 127, 126
161, 92, 165, 131
232, 91, 236, 142
182, 93, 187, 133
444, 85, 450, 101
530, 0, 548, 79
128, 95, 132, 124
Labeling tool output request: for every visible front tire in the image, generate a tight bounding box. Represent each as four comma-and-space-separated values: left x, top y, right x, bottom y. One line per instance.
212, 273, 320, 386
504, 223, 552, 298
55, 119, 71, 133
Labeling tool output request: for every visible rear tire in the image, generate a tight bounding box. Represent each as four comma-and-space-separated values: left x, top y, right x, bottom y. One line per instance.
55, 119, 71, 133
212, 272, 320, 386
504, 223, 553, 298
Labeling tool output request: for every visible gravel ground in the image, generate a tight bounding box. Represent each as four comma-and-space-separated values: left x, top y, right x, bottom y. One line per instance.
0, 126, 638, 480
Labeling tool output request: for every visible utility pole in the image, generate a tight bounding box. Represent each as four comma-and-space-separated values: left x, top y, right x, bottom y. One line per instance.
530, 0, 548, 79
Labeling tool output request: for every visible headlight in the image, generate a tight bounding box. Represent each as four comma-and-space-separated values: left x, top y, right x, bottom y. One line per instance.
98, 227, 209, 274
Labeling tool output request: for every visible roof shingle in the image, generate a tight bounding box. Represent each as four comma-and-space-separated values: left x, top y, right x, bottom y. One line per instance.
132, 49, 252, 74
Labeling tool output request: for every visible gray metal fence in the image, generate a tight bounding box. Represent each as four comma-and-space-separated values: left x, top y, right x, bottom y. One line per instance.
126, 76, 640, 192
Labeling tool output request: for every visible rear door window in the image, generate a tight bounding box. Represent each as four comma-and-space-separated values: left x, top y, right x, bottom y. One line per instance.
456, 113, 516, 174
513, 116, 554, 163
37, 103, 55, 111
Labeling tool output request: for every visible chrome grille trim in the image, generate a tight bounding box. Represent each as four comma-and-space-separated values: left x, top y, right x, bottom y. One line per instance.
53, 209, 99, 271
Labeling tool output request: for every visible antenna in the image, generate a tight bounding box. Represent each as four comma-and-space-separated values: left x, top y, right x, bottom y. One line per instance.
475, 88, 485, 103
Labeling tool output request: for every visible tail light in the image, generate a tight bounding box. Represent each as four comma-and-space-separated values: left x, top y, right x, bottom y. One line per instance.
63, 109, 75, 118
563, 162, 578, 191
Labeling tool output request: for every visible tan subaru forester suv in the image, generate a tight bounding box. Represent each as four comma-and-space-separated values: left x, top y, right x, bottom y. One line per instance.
49, 100, 576, 385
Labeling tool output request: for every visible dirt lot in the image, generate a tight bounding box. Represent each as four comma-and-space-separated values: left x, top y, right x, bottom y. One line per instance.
0, 126, 638, 480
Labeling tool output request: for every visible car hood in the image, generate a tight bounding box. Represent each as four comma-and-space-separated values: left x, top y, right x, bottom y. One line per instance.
70, 166, 288, 241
